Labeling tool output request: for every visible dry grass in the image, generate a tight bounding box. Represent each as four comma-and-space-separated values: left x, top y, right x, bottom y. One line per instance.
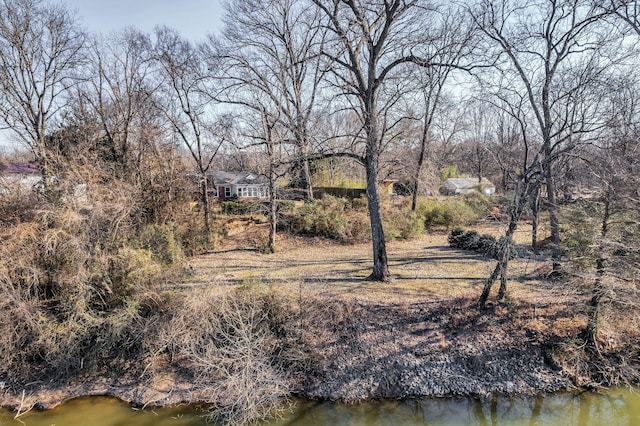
185, 221, 559, 306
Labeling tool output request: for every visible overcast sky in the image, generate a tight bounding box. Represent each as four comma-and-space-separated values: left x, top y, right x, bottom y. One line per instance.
1, 0, 225, 152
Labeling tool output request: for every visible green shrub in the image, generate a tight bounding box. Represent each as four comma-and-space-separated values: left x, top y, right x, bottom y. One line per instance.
278, 200, 296, 213
448, 228, 512, 260
561, 205, 598, 266
286, 195, 370, 243
439, 165, 459, 181
462, 192, 493, 218
383, 207, 425, 240
138, 223, 183, 265
458, 230, 481, 250
448, 226, 466, 247
422, 198, 478, 229
222, 201, 252, 215
477, 233, 498, 257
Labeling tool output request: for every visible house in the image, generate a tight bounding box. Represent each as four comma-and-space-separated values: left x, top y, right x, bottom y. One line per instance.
439, 177, 496, 196
0, 162, 41, 193
204, 171, 269, 201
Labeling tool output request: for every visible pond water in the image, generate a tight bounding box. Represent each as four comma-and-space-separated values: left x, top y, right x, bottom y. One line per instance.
1, 388, 638, 425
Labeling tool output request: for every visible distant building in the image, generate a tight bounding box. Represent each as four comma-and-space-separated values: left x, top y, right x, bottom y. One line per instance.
0, 162, 41, 193
439, 177, 496, 196
201, 171, 269, 201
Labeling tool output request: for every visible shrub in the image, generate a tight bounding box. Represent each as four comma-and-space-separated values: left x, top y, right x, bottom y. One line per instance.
457, 230, 481, 250
462, 192, 493, 218
448, 228, 512, 260
0, 181, 177, 384
176, 215, 227, 255
154, 287, 293, 425
422, 198, 478, 229
286, 195, 370, 243
221, 200, 266, 216
477, 234, 498, 257
138, 223, 184, 265
278, 200, 296, 213
0, 183, 38, 227
382, 199, 425, 240
448, 226, 466, 247
384, 210, 425, 240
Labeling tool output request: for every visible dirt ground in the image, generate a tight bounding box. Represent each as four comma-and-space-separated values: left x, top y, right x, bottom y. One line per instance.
181, 221, 585, 400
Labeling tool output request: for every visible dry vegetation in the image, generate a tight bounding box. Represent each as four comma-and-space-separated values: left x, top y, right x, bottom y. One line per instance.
1, 179, 638, 425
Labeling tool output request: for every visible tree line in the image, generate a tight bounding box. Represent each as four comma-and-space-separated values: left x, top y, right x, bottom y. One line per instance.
1, 0, 639, 313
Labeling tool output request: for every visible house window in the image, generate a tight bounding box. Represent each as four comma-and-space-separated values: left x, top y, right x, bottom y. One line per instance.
225, 186, 231, 197
251, 187, 257, 197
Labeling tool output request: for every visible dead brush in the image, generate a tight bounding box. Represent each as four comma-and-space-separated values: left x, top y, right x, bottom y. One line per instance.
153, 286, 294, 425
0, 174, 178, 384
0, 184, 38, 227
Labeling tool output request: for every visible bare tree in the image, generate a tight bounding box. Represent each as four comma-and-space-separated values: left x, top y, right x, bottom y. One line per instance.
312, 0, 472, 281
579, 75, 640, 350
82, 28, 157, 176
597, 0, 640, 31
220, 0, 326, 201
154, 27, 225, 242
476, 92, 548, 307
407, 6, 475, 211
0, 0, 85, 189
472, 0, 613, 275
457, 99, 497, 184
213, 0, 330, 252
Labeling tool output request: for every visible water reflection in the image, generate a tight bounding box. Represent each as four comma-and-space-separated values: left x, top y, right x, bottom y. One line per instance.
0, 389, 638, 425
273, 390, 640, 426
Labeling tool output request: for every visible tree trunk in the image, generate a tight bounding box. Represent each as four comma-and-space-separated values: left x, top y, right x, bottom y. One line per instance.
365, 155, 390, 281
267, 145, 278, 254
531, 186, 540, 255
584, 195, 611, 349
545, 163, 562, 274
479, 222, 515, 307
37, 144, 57, 199
300, 144, 313, 201
411, 116, 430, 212
479, 175, 539, 308
200, 175, 211, 245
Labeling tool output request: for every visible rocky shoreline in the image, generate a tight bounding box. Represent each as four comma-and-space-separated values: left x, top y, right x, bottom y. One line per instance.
1, 298, 578, 413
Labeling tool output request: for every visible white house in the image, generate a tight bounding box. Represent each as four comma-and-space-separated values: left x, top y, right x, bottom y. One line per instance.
439, 177, 496, 196
205, 171, 269, 201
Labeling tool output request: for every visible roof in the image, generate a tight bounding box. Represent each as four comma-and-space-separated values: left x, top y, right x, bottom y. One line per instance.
441, 177, 494, 190
206, 171, 267, 186
2, 162, 40, 174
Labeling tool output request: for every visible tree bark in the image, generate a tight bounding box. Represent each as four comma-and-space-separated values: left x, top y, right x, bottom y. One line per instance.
298, 141, 313, 201
531, 186, 540, 255
411, 119, 429, 211
584, 194, 611, 349
268, 159, 278, 254
545, 163, 563, 274
365, 156, 389, 281
200, 175, 211, 245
